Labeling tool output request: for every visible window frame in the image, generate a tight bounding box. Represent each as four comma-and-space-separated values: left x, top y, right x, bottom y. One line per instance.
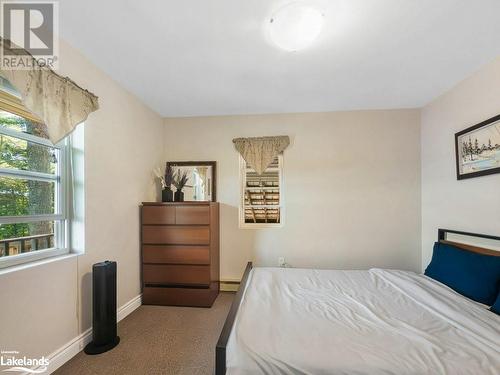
239, 153, 284, 229
0, 106, 70, 269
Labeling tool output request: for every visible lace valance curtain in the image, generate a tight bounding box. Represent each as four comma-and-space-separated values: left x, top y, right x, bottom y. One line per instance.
0, 38, 99, 144
233, 136, 290, 175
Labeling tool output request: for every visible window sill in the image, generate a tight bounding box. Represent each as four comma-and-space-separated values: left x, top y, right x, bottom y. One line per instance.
239, 223, 284, 229
0, 251, 79, 276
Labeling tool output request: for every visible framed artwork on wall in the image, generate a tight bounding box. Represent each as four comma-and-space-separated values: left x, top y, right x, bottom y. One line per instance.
455, 114, 500, 180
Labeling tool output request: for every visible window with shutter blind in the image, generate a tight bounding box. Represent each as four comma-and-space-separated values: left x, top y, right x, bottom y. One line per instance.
239, 154, 283, 227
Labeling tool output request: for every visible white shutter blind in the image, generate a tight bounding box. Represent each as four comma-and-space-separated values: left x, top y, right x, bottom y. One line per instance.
243, 156, 282, 224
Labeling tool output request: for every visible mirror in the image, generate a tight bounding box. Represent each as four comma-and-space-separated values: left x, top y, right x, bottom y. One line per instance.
167, 161, 216, 202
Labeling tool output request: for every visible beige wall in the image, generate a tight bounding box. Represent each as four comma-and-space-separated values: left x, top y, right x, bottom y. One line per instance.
0, 40, 164, 359
64, 41, 164, 332
164, 110, 421, 280
421, 57, 500, 270
0, 257, 79, 359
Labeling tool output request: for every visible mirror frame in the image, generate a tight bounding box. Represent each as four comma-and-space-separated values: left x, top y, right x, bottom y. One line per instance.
166, 161, 217, 202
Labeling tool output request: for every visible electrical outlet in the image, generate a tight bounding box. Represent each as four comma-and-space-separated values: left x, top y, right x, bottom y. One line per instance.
278, 257, 286, 267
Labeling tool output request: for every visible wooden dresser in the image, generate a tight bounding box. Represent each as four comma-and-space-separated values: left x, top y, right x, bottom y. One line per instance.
140, 202, 219, 307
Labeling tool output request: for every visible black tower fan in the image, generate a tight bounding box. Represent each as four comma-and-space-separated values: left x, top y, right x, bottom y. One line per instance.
84, 261, 120, 354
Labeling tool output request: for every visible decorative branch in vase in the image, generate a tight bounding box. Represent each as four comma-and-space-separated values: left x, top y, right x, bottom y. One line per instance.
173, 170, 189, 202
154, 165, 175, 202
162, 165, 175, 202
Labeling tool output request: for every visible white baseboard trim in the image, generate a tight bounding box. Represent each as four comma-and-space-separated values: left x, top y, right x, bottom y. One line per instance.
117, 294, 142, 322
44, 328, 92, 374
40, 294, 142, 374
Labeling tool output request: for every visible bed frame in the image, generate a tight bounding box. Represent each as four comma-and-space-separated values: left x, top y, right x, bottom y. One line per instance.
438, 228, 500, 256
216, 261, 253, 375
214, 228, 500, 374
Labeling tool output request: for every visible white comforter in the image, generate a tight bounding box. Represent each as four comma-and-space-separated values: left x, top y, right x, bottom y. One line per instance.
226, 268, 500, 375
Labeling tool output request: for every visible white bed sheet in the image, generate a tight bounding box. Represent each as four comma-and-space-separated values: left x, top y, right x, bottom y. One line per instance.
226, 267, 500, 375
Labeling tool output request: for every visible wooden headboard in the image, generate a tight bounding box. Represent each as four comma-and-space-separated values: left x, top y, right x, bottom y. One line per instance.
438, 228, 500, 257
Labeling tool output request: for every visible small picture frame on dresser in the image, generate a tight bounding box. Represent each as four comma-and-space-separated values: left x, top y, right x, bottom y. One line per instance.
167, 161, 216, 201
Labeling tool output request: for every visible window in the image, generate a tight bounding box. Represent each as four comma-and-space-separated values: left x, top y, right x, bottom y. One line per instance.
0, 90, 69, 269
239, 154, 283, 227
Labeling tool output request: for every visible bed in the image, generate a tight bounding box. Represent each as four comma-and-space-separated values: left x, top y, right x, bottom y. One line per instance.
216, 229, 500, 374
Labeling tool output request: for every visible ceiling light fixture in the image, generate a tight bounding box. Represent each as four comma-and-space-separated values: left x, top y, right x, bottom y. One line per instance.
267, 3, 324, 52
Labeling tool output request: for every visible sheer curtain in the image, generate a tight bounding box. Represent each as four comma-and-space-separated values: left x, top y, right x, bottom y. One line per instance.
0, 37, 99, 144
233, 136, 290, 175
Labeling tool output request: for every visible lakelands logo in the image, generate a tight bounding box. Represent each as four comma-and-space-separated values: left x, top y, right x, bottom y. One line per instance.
0, 0, 59, 69
0, 351, 49, 373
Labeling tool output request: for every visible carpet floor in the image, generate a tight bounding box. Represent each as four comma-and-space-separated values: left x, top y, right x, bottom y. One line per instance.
55, 292, 234, 375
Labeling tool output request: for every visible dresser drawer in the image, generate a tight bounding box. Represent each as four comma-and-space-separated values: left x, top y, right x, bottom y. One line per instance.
143, 264, 210, 286
142, 245, 209, 265
175, 206, 210, 225
142, 226, 210, 245
142, 206, 175, 224
143, 282, 219, 307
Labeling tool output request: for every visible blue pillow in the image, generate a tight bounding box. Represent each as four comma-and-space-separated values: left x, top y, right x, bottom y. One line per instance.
491, 292, 500, 315
424, 242, 500, 305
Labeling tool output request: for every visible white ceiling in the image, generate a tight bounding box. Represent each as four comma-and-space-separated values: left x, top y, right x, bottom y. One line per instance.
59, 0, 500, 117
